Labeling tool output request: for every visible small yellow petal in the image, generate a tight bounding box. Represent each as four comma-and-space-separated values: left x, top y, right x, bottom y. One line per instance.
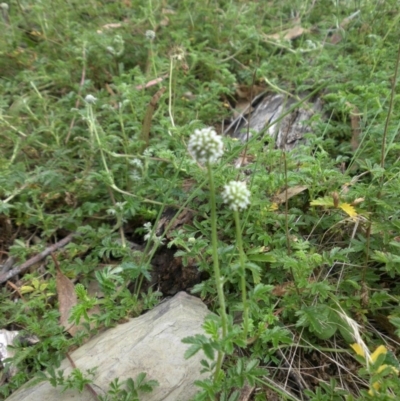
351, 343, 365, 358
377, 364, 399, 374
368, 382, 381, 396
371, 345, 387, 363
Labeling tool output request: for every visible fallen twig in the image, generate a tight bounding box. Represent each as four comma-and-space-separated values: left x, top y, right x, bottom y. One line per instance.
0, 233, 76, 284
135, 74, 168, 90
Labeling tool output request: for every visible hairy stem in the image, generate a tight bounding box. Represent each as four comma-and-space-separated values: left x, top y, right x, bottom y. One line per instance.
234, 210, 248, 340
207, 163, 228, 381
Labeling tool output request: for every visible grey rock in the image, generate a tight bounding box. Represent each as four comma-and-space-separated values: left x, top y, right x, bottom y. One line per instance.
6, 292, 212, 401
230, 93, 323, 151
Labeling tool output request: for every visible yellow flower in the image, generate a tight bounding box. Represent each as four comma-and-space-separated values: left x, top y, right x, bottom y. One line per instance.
368, 363, 400, 396
350, 343, 387, 364
368, 381, 381, 396
351, 343, 399, 396
371, 345, 388, 364
350, 343, 371, 361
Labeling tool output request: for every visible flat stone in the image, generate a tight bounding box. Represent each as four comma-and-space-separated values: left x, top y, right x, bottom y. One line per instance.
6, 292, 211, 401
231, 92, 323, 151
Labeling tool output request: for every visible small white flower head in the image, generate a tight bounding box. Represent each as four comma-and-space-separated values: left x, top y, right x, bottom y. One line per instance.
112, 35, 125, 56
1, 3, 9, 11
143, 221, 165, 245
145, 30, 156, 40
129, 158, 143, 170
106, 202, 126, 216
114, 202, 127, 212
85, 94, 97, 104
129, 158, 144, 181
106, 46, 116, 54
143, 222, 154, 241
222, 181, 251, 211
305, 39, 316, 49
188, 127, 224, 165
143, 222, 152, 233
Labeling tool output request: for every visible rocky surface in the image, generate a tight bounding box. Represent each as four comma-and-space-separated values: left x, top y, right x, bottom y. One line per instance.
5, 292, 212, 401
230, 92, 323, 151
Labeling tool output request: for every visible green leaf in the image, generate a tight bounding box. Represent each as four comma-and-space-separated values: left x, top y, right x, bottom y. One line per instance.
202, 343, 215, 360
247, 253, 276, 263
245, 359, 259, 372
314, 323, 337, 340
245, 262, 261, 284
135, 372, 146, 388
184, 344, 202, 359
310, 196, 334, 207
228, 391, 240, 401
296, 305, 336, 338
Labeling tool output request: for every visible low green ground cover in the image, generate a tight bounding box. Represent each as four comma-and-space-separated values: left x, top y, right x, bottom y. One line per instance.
1, 0, 400, 399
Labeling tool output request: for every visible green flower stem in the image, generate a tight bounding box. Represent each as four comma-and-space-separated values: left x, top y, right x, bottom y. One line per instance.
86, 104, 163, 207
87, 104, 111, 178
207, 163, 228, 381
233, 210, 248, 340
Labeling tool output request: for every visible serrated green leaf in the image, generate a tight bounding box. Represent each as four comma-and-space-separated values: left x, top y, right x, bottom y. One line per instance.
202, 342, 215, 360
245, 359, 259, 372
245, 262, 261, 284
184, 344, 202, 359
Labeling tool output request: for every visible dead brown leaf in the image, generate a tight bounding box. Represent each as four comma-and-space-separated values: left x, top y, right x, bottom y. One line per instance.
232, 84, 265, 118
238, 384, 255, 401
330, 10, 360, 44
162, 8, 176, 15
264, 25, 306, 41
235, 84, 265, 99
54, 254, 101, 337
101, 23, 122, 30
55, 263, 78, 336
272, 284, 289, 297
273, 185, 308, 204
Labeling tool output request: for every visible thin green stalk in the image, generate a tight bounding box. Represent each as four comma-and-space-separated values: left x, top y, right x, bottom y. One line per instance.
233, 210, 248, 339
380, 37, 400, 174
207, 163, 228, 382
283, 152, 300, 297
86, 104, 163, 206
207, 164, 228, 337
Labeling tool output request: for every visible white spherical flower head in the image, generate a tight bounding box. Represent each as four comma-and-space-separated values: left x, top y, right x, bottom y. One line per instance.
188, 128, 224, 165
85, 94, 97, 104
145, 30, 156, 40
222, 181, 251, 211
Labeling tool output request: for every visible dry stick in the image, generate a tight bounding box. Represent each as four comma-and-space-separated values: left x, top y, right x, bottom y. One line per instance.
237, 69, 257, 171
135, 74, 168, 90
0, 233, 76, 284
140, 86, 166, 152
65, 352, 100, 401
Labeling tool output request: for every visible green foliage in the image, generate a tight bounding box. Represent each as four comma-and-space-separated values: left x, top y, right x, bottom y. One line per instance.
40, 367, 158, 401
98, 374, 159, 401
2, 0, 400, 399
